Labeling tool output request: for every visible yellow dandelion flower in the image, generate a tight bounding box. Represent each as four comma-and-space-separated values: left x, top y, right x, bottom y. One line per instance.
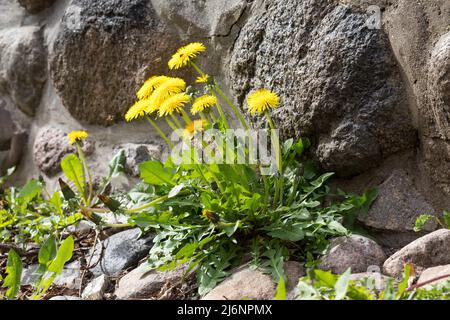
150, 77, 186, 107
125, 99, 154, 122
136, 76, 170, 100
191, 95, 217, 115
196, 74, 209, 83
247, 89, 280, 115
68, 130, 89, 145
202, 209, 219, 223
158, 93, 190, 117
184, 119, 207, 137
168, 42, 206, 70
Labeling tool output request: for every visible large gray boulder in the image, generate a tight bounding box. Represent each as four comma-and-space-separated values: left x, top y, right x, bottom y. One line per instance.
229, 0, 416, 177
0, 104, 14, 151
383, 229, 450, 277
150, 0, 247, 37
50, 0, 184, 126
0, 26, 47, 116
318, 235, 387, 274
358, 170, 438, 248
382, 0, 450, 200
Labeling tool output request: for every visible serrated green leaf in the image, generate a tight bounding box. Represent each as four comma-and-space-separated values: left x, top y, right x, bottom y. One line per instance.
2, 250, 22, 300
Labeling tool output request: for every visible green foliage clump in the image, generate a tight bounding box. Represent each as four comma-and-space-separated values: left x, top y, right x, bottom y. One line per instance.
296, 266, 450, 300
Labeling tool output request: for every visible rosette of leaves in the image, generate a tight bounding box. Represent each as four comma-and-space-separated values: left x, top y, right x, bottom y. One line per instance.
105, 138, 376, 295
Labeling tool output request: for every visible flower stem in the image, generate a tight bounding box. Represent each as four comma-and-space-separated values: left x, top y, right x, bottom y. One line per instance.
215, 87, 249, 130
180, 109, 192, 124
170, 114, 183, 129
265, 111, 284, 206
145, 116, 174, 148
76, 143, 93, 206
213, 93, 229, 129
165, 117, 180, 132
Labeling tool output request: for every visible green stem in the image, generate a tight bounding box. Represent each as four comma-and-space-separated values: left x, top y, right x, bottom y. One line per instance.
215, 87, 249, 130
287, 177, 300, 207
180, 109, 192, 124
170, 114, 183, 129
213, 93, 229, 129
261, 174, 270, 210
265, 111, 283, 206
76, 143, 93, 206
165, 117, 180, 132
145, 116, 174, 148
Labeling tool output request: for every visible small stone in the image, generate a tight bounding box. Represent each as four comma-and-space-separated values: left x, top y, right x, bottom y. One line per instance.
358, 170, 438, 248
21, 264, 40, 285
82, 275, 109, 300
67, 220, 96, 237
318, 235, 387, 274
349, 272, 391, 291
417, 265, 450, 286
383, 229, 450, 278
202, 261, 304, 300
49, 295, 81, 300
91, 228, 154, 277
53, 261, 81, 290
115, 263, 188, 300
33, 127, 94, 176
118, 143, 162, 177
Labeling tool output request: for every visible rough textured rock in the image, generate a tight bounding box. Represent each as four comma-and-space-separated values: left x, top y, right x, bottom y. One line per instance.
203, 261, 304, 300
382, 0, 450, 201
17, 0, 56, 14
0, 26, 47, 116
53, 260, 82, 290
358, 170, 438, 248
91, 228, 154, 277
81, 274, 109, 300
383, 229, 450, 277
21, 264, 40, 285
119, 143, 162, 177
49, 295, 81, 300
50, 0, 183, 126
318, 235, 387, 274
0, 104, 14, 150
349, 272, 390, 290
151, 0, 247, 37
115, 263, 188, 299
229, 0, 417, 177
418, 265, 450, 286
33, 127, 95, 176
22, 260, 81, 289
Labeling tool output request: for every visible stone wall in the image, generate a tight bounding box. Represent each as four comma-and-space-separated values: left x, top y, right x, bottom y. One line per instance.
0, 0, 449, 247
